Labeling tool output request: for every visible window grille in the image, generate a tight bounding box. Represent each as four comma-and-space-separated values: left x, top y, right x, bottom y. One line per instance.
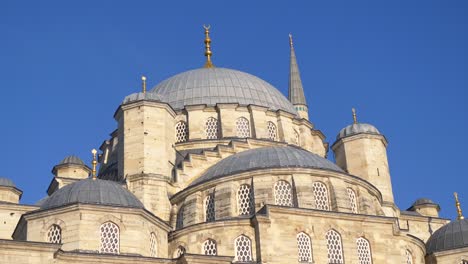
205, 193, 215, 222
236, 117, 250, 138
294, 130, 300, 145
238, 184, 254, 216
405, 250, 413, 264
347, 188, 358, 213
205, 117, 219, 139
357, 237, 372, 264
99, 222, 120, 254
274, 180, 293, 207
175, 121, 188, 143
234, 235, 252, 262
176, 206, 184, 229
297, 232, 312, 263
313, 182, 330, 211
150, 232, 157, 257
326, 230, 344, 264
176, 246, 186, 258
47, 224, 61, 244
203, 239, 217, 256
267, 121, 278, 141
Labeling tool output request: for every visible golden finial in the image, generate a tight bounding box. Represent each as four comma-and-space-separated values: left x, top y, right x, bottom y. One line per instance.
454, 192, 464, 220
289, 33, 293, 48
141, 76, 147, 93
352, 108, 358, 124
203, 25, 214, 68
91, 149, 98, 180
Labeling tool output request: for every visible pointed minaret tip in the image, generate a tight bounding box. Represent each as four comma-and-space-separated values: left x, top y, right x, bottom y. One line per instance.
289, 33, 293, 48
288, 33, 308, 119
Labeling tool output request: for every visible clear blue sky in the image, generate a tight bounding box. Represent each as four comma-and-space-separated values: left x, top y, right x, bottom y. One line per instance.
0, 1, 467, 219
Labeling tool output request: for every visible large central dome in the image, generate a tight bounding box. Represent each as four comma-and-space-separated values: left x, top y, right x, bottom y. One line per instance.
150, 67, 297, 114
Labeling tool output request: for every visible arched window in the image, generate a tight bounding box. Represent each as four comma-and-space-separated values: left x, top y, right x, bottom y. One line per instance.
176, 206, 184, 229
203, 239, 217, 256
297, 232, 312, 263
237, 184, 254, 216
274, 180, 293, 207
405, 249, 413, 264
150, 232, 157, 257
236, 117, 250, 138
204, 193, 215, 222
205, 117, 219, 139
267, 121, 278, 141
47, 224, 61, 244
326, 230, 344, 264
312, 182, 330, 211
347, 188, 358, 214
234, 235, 252, 262
175, 121, 188, 143
99, 221, 120, 254
357, 237, 372, 264
460, 260, 468, 264
175, 245, 186, 258
293, 130, 300, 145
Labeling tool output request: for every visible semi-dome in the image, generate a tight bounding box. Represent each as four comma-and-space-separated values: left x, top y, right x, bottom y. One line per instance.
149, 67, 297, 114
426, 219, 468, 254
40, 178, 144, 210
59, 155, 85, 166
189, 146, 343, 187
0, 177, 15, 187
336, 123, 381, 140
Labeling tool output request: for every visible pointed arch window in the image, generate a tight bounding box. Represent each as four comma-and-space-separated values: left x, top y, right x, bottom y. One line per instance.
267, 121, 278, 141
99, 221, 120, 254
236, 117, 250, 138
274, 180, 293, 207
205, 117, 219, 139
326, 230, 344, 264
175, 121, 188, 143
234, 235, 252, 262
47, 224, 61, 244
313, 182, 330, 211
347, 188, 358, 213
357, 237, 372, 264
297, 232, 312, 263
175, 245, 186, 258
150, 232, 157, 257
204, 193, 215, 222
176, 205, 184, 229
237, 184, 254, 216
405, 249, 413, 264
203, 239, 217, 256
293, 129, 300, 145
460, 260, 468, 264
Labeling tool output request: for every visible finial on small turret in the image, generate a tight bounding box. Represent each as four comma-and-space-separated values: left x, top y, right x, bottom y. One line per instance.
455, 192, 464, 220
289, 33, 293, 48
352, 108, 358, 124
203, 25, 214, 68
142, 76, 147, 93
91, 149, 98, 180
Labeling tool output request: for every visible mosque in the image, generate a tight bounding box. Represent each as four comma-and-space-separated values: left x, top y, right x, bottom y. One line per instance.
0, 27, 467, 264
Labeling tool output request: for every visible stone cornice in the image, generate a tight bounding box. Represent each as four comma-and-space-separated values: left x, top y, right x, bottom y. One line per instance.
169, 217, 252, 240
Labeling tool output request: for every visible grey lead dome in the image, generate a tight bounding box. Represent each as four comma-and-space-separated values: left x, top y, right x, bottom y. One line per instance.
426, 219, 468, 254
59, 155, 85, 166
150, 68, 298, 114
336, 123, 381, 140
0, 177, 15, 187
40, 178, 144, 210
190, 146, 343, 187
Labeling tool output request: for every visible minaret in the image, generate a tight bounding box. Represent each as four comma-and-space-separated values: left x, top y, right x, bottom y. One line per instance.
288, 34, 308, 120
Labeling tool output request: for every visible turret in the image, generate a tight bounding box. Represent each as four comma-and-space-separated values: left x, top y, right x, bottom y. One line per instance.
47, 155, 91, 195
288, 34, 309, 120
407, 198, 440, 217
0, 177, 21, 204
331, 109, 396, 216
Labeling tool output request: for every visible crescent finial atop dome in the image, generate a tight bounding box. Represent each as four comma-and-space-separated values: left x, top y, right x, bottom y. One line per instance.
455, 192, 464, 220
203, 25, 214, 68
352, 108, 358, 124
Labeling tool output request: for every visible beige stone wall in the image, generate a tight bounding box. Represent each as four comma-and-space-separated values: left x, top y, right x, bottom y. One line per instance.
0, 186, 21, 204
426, 247, 468, 264
55, 165, 90, 179
399, 214, 448, 243
0, 203, 37, 239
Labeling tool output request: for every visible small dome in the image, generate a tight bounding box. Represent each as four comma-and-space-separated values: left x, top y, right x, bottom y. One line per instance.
190, 146, 343, 187
426, 219, 468, 254
149, 68, 297, 114
407, 198, 440, 211
40, 178, 144, 210
59, 155, 85, 166
0, 177, 15, 187
123, 92, 162, 104
336, 123, 381, 140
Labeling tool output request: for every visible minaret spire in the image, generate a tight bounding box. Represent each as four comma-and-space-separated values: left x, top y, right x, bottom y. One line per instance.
203, 25, 214, 68
288, 34, 308, 120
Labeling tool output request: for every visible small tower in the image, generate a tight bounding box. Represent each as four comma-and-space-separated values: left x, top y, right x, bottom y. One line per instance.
331, 109, 396, 216
288, 34, 308, 120
48, 155, 91, 195
0, 177, 22, 204
407, 198, 440, 217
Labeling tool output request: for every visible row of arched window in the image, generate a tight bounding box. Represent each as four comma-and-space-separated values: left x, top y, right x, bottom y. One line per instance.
46, 222, 158, 257
177, 181, 360, 228
175, 118, 300, 144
